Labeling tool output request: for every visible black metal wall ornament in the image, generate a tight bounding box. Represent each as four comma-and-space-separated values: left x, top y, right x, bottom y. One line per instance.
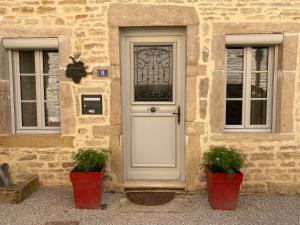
66, 56, 88, 84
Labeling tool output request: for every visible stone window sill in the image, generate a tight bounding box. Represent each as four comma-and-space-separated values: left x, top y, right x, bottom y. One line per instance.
0, 134, 74, 148
210, 133, 295, 142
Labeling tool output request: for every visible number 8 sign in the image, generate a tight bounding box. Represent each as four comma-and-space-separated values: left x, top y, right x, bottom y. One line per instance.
97, 69, 108, 77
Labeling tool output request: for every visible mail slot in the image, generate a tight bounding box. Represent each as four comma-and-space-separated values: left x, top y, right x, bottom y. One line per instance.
81, 95, 103, 115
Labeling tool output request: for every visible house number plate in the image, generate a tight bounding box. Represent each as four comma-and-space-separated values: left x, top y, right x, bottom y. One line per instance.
97, 69, 108, 77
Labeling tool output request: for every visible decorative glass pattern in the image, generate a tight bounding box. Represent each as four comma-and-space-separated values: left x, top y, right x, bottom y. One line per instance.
134, 45, 173, 102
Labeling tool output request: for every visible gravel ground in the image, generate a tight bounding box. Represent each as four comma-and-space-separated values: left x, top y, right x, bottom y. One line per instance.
0, 188, 299, 225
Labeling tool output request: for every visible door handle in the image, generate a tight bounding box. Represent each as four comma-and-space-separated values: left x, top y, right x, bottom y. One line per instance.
172, 106, 181, 125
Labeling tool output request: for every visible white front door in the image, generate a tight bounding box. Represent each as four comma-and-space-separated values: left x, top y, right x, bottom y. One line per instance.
121, 29, 186, 181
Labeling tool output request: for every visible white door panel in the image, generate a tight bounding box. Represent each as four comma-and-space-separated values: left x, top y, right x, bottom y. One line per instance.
131, 115, 176, 167
121, 29, 186, 181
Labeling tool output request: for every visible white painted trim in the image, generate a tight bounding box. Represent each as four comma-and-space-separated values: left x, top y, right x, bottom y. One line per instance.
224, 128, 271, 133
16, 129, 60, 134
244, 47, 251, 127
3, 38, 58, 50
8, 50, 16, 134
225, 34, 283, 46
272, 46, 279, 132
224, 46, 276, 131
121, 29, 186, 181
11, 50, 61, 133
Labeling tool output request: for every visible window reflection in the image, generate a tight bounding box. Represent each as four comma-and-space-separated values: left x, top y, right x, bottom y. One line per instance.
250, 100, 267, 125
252, 48, 268, 71
43, 51, 59, 74
227, 48, 244, 71
19, 51, 35, 74
251, 73, 268, 98
227, 72, 243, 98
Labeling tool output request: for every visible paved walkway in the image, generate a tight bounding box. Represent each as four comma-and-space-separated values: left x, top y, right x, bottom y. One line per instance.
0, 188, 299, 225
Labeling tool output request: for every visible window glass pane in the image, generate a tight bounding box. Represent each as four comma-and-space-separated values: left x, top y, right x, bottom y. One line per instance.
250, 100, 267, 125
43, 51, 59, 74
21, 102, 37, 126
251, 72, 268, 98
44, 101, 60, 127
134, 45, 173, 102
226, 100, 243, 125
252, 47, 268, 71
19, 51, 35, 74
226, 48, 244, 71
227, 72, 243, 98
20, 76, 36, 100
44, 76, 59, 100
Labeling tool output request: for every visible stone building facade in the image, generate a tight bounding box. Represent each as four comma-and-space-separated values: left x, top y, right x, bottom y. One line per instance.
0, 0, 300, 194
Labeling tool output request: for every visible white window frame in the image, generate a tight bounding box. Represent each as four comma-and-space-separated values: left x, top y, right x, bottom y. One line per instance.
11, 50, 60, 134
224, 46, 278, 132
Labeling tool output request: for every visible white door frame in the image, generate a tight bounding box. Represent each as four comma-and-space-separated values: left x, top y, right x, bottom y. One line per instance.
120, 28, 186, 182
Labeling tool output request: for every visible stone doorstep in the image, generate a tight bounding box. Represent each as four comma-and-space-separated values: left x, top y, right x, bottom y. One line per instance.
124, 180, 186, 193
0, 175, 39, 204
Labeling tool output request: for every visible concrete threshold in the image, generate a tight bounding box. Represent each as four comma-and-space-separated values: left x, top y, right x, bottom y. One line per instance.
124, 180, 186, 193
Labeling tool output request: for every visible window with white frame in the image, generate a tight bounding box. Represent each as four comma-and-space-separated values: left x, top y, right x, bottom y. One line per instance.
225, 46, 275, 131
12, 50, 60, 132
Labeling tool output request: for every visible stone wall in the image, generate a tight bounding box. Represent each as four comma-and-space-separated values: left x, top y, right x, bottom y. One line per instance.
0, 0, 300, 194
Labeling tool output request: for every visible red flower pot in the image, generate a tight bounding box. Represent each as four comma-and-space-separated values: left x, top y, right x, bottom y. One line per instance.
70, 169, 104, 209
205, 168, 243, 210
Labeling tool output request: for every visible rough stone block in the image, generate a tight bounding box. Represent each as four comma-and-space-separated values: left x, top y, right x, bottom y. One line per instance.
210, 71, 225, 133
199, 100, 207, 119
267, 182, 300, 194
108, 4, 199, 27
60, 82, 75, 136
187, 65, 207, 77
93, 125, 121, 137
211, 34, 225, 70
279, 72, 295, 133
186, 76, 197, 122
199, 77, 209, 98
186, 122, 205, 136
241, 183, 267, 193
0, 135, 74, 148
19, 155, 37, 161
282, 35, 298, 71
250, 153, 274, 160
277, 151, 300, 160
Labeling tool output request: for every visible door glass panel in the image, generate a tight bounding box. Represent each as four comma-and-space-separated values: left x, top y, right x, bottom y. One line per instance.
20, 76, 36, 100
252, 47, 268, 71
226, 100, 242, 125
21, 102, 37, 126
226, 72, 243, 98
44, 76, 60, 100
250, 100, 267, 125
251, 72, 268, 98
134, 45, 173, 102
19, 51, 35, 74
43, 51, 60, 74
44, 101, 60, 127
227, 48, 244, 72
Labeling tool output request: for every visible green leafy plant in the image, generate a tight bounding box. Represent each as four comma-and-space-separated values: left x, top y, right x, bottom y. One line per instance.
203, 147, 244, 174
73, 148, 110, 172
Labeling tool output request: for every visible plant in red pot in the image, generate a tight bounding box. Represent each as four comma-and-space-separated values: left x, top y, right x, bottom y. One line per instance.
70, 148, 110, 209
203, 147, 245, 210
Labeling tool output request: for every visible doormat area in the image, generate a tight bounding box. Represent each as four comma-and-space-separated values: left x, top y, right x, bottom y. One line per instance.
126, 192, 175, 206
119, 194, 197, 213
